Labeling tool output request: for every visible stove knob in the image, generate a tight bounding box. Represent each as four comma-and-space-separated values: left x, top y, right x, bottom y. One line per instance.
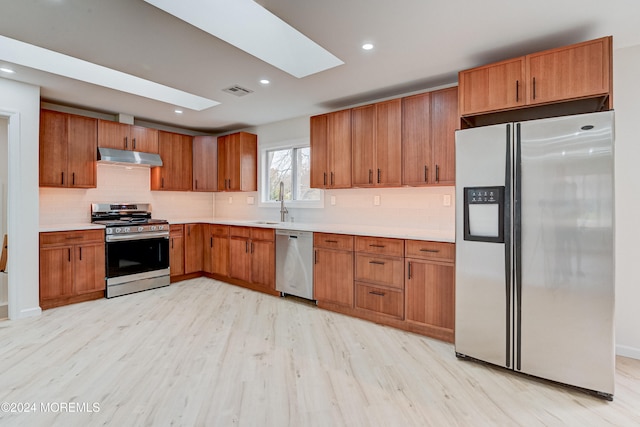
138, 226, 144, 232
158, 225, 165, 230
124, 227, 131, 233
115, 228, 122, 233
106, 229, 112, 235
150, 226, 157, 231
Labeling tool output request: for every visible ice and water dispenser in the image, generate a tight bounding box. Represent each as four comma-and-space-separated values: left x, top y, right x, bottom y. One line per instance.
463, 186, 505, 243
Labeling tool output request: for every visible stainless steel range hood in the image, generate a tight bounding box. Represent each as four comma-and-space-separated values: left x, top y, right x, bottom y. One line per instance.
97, 147, 163, 167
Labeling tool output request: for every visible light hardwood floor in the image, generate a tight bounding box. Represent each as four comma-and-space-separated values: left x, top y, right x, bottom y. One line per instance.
1, 277, 639, 426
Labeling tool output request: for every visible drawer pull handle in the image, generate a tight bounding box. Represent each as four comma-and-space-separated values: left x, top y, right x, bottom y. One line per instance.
325, 240, 338, 243
369, 244, 385, 248
369, 291, 386, 297
420, 249, 440, 253
369, 261, 385, 265
65, 236, 84, 240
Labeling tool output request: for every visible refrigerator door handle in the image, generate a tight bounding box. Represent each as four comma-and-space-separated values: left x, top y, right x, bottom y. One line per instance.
505, 124, 513, 368
514, 122, 523, 372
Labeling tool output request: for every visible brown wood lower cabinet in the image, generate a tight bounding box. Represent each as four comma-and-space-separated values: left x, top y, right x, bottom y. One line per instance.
226, 226, 276, 293
169, 225, 184, 278
313, 233, 354, 307
204, 225, 229, 277
355, 282, 403, 319
184, 223, 203, 274
39, 230, 105, 309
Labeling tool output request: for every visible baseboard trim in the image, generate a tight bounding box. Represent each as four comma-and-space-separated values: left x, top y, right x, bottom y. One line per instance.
17, 306, 42, 319
0, 303, 7, 319
616, 344, 640, 360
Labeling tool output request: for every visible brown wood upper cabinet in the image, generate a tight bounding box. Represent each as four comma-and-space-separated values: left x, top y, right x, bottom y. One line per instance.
402, 87, 458, 186
459, 36, 612, 117
97, 120, 159, 154
310, 109, 352, 189
39, 109, 97, 188
192, 136, 218, 192
217, 132, 257, 192
352, 99, 402, 187
151, 131, 193, 191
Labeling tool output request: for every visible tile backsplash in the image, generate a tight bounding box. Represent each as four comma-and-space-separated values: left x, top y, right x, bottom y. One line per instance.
39, 164, 214, 224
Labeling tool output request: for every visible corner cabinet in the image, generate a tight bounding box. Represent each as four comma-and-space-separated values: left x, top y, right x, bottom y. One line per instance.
402, 87, 458, 186
310, 109, 352, 189
459, 36, 612, 118
97, 120, 159, 154
217, 132, 257, 192
351, 99, 402, 187
192, 136, 218, 192
39, 109, 97, 188
151, 131, 193, 191
39, 229, 105, 309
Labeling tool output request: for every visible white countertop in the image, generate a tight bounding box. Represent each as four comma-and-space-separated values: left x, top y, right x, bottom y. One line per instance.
169, 218, 455, 243
40, 223, 106, 232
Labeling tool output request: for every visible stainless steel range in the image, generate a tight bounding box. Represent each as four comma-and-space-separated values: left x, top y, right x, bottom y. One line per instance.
91, 203, 170, 298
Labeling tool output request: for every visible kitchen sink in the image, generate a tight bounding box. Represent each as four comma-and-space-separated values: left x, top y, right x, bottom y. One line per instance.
251, 220, 280, 225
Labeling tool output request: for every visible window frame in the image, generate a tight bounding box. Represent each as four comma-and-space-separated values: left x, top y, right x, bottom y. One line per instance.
259, 138, 324, 209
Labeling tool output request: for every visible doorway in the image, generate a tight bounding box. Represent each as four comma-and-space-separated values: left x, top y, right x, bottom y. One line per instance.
0, 117, 7, 319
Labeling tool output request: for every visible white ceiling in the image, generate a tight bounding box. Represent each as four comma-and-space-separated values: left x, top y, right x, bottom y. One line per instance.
0, 0, 639, 134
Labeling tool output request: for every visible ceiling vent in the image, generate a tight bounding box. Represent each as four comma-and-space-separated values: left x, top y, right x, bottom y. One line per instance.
222, 85, 254, 97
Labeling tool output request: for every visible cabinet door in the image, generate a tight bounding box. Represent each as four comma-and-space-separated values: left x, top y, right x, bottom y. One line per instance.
351, 105, 376, 187
169, 235, 184, 277
226, 133, 242, 191
67, 115, 97, 188
98, 120, 129, 150
375, 99, 402, 186
40, 246, 74, 300
251, 239, 275, 289
310, 114, 328, 189
211, 235, 229, 277
229, 237, 251, 282
402, 93, 432, 186
192, 136, 218, 191
238, 132, 257, 192
313, 248, 354, 307
152, 131, 192, 191
217, 135, 229, 191
526, 37, 611, 105
430, 87, 458, 185
405, 259, 455, 330
39, 110, 69, 187
74, 242, 105, 294
458, 57, 526, 116
327, 109, 352, 188
184, 224, 203, 274
130, 125, 158, 153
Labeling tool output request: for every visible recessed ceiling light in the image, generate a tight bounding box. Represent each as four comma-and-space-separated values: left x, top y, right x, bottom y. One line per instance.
0, 35, 220, 111
174, 109, 183, 114
259, 79, 270, 85
362, 43, 374, 51
0, 67, 15, 73
144, 0, 343, 78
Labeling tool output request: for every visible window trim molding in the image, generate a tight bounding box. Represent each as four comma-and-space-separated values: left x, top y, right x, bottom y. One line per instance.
258, 137, 324, 209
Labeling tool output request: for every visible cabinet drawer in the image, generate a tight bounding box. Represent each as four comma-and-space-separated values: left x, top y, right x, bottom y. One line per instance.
210, 225, 229, 236
355, 236, 404, 257
405, 240, 455, 262
355, 254, 404, 289
40, 229, 104, 246
169, 224, 184, 236
314, 233, 354, 251
355, 283, 404, 319
251, 227, 275, 241
229, 226, 251, 239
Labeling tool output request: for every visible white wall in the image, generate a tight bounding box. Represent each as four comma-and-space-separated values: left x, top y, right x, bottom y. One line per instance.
214, 116, 456, 233
40, 164, 214, 224
0, 117, 7, 308
613, 44, 640, 359
0, 78, 41, 320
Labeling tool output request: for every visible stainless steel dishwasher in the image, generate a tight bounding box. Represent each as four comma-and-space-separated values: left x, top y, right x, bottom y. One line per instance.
275, 229, 314, 300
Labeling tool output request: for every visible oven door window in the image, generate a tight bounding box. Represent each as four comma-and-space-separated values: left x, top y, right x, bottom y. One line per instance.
106, 237, 169, 278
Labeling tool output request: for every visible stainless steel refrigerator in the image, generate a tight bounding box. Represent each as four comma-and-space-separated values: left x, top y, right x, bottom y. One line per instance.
454, 111, 615, 400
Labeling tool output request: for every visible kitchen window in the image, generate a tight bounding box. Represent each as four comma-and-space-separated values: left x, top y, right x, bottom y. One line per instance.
260, 139, 322, 207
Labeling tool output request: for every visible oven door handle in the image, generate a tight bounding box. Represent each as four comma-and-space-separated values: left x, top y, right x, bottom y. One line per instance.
106, 232, 170, 242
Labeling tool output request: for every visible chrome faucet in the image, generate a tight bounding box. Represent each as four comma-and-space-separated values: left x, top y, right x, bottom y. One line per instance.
279, 181, 288, 222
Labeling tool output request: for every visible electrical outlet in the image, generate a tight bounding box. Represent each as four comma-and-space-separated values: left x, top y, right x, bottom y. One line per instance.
443, 194, 451, 206
374, 195, 381, 206
330, 195, 336, 206
247, 196, 254, 205
228, 196, 233, 204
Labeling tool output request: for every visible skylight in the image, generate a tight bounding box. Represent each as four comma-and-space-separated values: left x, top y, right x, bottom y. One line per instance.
0, 35, 220, 111
143, 0, 344, 78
